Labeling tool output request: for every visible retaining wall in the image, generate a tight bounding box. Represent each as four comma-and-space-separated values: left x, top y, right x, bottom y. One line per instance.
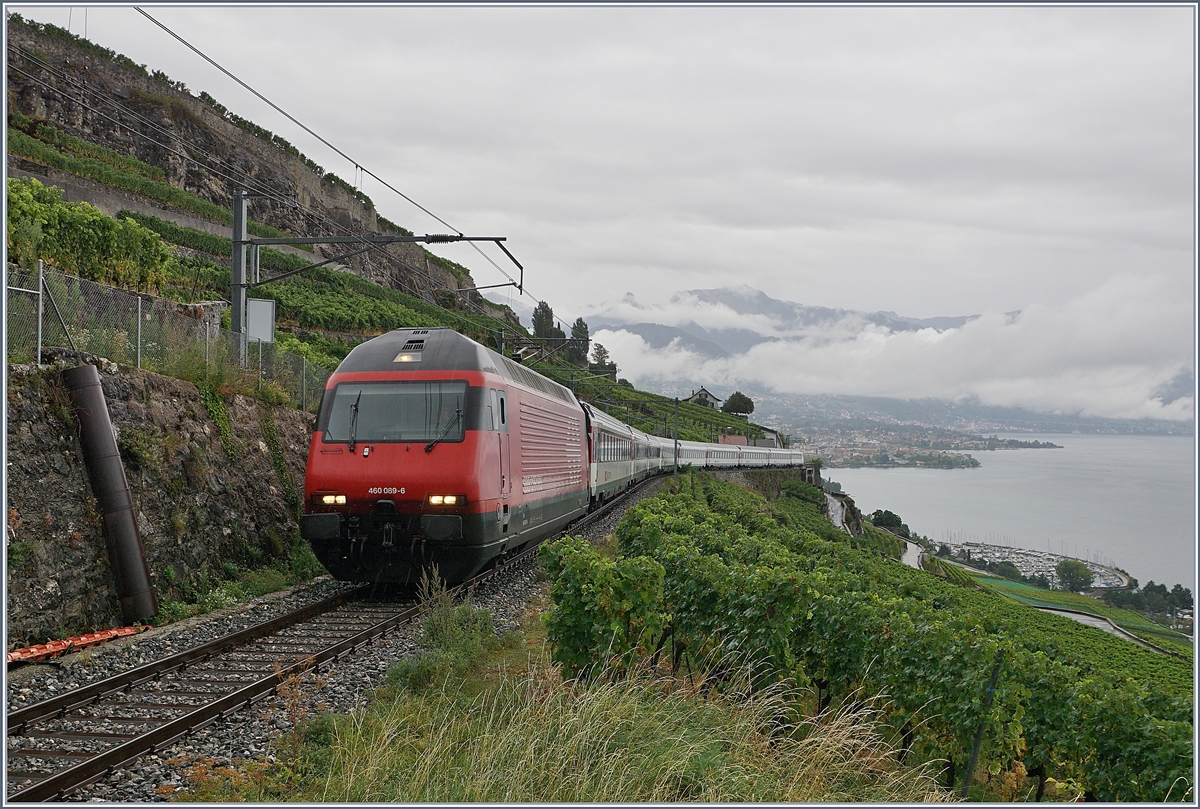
5, 350, 315, 648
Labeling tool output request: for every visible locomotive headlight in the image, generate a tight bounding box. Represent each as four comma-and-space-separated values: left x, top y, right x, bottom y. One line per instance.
317, 494, 347, 505
428, 495, 461, 506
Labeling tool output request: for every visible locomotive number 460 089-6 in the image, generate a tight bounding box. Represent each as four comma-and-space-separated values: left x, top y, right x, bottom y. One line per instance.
368, 487, 404, 495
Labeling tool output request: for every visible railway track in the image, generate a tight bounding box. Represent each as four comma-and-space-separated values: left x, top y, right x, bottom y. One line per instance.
5, 480, 654, 802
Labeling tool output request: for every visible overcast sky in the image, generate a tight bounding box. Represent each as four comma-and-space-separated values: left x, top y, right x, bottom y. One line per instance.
9, 4, 1196, 419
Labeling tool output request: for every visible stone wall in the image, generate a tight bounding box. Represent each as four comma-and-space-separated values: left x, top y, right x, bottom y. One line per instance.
5, 350, 315, 648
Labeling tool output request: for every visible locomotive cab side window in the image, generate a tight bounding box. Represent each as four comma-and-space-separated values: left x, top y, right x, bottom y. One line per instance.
486, 388, 501, 431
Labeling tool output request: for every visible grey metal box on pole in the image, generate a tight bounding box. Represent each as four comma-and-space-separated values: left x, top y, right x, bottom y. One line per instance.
246, 298, 275, 344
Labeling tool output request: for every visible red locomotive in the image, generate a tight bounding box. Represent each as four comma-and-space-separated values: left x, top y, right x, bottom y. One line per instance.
301, 327, 805, 584
301, 327, 589, 584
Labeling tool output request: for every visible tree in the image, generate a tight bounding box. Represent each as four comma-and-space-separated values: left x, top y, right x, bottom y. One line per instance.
568, 317, 590, 365
1141, 581, 1169, 613
995, 561, 1022, 581
591, 343, 610, 367
868, 509, 904, 531
1056, 559, 1093, 593
532, 301, 555, 338
721, 391, 754, 415
1169, 583, 1193, 610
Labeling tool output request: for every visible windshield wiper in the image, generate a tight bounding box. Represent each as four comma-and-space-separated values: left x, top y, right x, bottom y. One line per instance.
348, 390, 363, 452
425, 408, 462, 453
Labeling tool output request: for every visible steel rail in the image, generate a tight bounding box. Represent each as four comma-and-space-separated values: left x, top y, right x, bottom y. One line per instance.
5, 556, 516, 800
7, 585, 371, 733
6, 478, 656, 802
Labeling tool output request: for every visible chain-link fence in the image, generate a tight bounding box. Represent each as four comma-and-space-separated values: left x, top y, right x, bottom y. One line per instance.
6, 263, 330, 413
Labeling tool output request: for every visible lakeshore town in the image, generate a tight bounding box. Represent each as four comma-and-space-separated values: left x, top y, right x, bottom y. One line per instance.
938, 541, 1128, 589
934, 540, 1193, 636
792, 424, 1061, 468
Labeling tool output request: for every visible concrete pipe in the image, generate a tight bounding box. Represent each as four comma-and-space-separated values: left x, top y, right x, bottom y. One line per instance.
62, 364, 158, 623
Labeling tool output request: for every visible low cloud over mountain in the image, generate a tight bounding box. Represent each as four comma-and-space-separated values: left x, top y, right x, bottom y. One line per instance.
587, 277, 1193, 423
587, 286, 978, 359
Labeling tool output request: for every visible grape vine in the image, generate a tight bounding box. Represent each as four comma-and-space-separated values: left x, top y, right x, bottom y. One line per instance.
541, 470, 1193, 801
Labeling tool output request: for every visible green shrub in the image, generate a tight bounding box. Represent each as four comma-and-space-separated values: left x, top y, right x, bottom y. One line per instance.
7, 541, 36, 569
197, 382, 235, 457
286, 534, 327, 582
6, 176, 172, 291
387, 588, 500, 691
241, 566, 289, 598
117, 427, 163, 471
543, 471, 1193, 801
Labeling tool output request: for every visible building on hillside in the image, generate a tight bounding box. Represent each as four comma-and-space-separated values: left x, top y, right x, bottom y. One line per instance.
684, 387, 721, 409
718, 434, 748, 446
752, 430, 780, 448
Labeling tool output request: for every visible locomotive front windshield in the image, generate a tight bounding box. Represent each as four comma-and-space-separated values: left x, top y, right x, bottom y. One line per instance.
319, 381, 467, 444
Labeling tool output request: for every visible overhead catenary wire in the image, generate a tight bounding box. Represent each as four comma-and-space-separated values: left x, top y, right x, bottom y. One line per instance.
9, 45, 503, 324
10, 25, 575, 348
9, 47, 343, 234
8, 49, 507, 326
31, 8, 563, 321
130, 8, 528, 293
4, 74, 561, 350
133, 7, 460, 236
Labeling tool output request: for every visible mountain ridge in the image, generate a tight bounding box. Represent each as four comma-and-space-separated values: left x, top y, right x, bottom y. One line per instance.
587, 285, 978, 358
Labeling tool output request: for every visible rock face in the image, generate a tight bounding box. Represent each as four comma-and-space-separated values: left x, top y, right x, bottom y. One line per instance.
5, 350, 315, 648
5, 17, 510, 318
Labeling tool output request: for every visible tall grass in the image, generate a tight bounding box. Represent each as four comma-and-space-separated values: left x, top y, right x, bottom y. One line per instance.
183, 583, 946, 803
309, 662, 945, 803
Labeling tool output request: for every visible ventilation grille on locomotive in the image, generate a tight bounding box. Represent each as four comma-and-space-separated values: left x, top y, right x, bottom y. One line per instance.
485, 350, 577, 406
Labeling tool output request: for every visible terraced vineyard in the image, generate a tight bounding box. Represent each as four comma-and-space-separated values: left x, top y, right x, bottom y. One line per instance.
541, 470, 1193, 801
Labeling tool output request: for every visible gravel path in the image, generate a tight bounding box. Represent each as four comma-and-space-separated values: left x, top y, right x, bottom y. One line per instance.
8, 479, 668, 802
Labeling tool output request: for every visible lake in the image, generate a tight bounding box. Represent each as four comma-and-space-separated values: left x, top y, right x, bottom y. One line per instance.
825, 433, 1196, 591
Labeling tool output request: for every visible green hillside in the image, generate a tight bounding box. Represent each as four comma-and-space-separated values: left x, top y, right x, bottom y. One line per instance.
969, 574, 1193, 658
6, 176, 777, 441
541, 469, 1193, 801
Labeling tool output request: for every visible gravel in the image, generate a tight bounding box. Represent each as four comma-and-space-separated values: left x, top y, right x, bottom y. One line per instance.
7, 478, 668, 802
7, 577, 360, 706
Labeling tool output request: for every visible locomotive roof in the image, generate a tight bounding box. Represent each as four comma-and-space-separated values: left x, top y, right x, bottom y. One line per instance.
335, 328, 579, 407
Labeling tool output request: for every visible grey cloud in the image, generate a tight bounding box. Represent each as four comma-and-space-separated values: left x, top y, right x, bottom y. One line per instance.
15, 5, 1192, 340
595, 274, 1192, 422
